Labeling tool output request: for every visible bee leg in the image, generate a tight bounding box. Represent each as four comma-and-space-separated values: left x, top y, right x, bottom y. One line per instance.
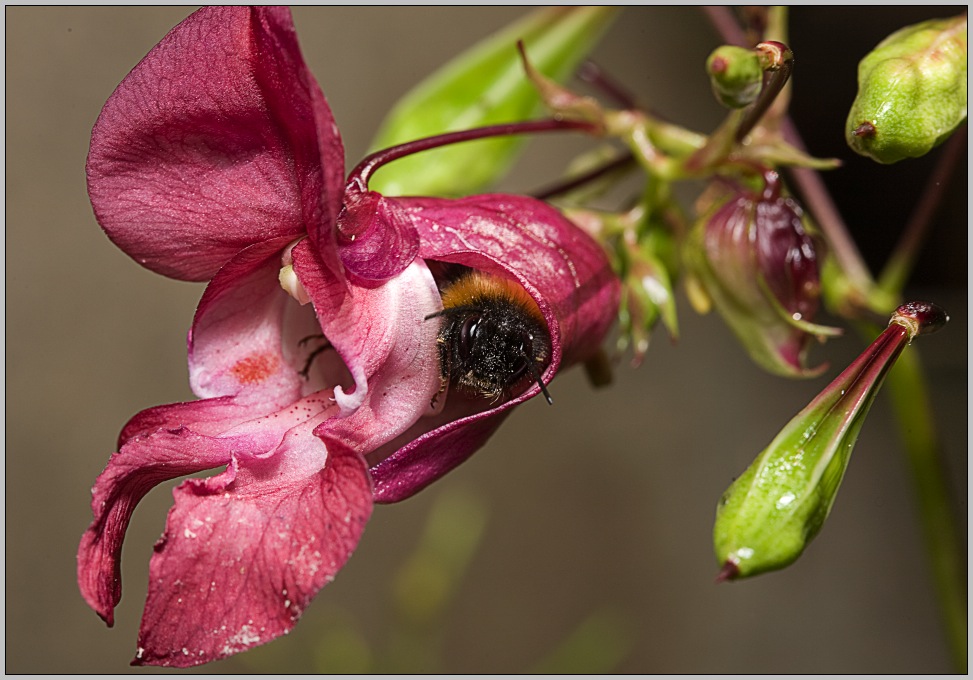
298, 333, 325, 347
429, 376, 448, 410
298, 337, 333, 380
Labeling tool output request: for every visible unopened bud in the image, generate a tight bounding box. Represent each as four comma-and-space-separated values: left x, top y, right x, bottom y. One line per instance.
687, 172, 840, 377
707, 45, 764, 109
713, 301, 948, 580
846, 14, 967, 164
620, 244, 677, 366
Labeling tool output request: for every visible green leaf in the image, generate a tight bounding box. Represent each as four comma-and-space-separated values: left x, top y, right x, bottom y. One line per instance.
367, 7, 618, 197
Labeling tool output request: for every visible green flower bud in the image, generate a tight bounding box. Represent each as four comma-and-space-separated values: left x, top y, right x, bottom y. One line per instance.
846, 14, 967, 164
707, 45, 764, 109
713, 301, 949, 581
620, 243, 678, 366
563, 204, 678, 367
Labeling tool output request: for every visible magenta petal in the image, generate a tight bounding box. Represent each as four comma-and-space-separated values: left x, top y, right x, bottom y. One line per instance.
188, 236, 307, 407
404, 194, 619, 363
252, 8, 346, 274
134, 424, 371, 667
369, 194, 620, 502
119, 396, 253, 448
290, 240, 442, 419
87, 7, 344, 281
753, 198, 820, 321
336, 189, 421, 283
78, 418, 239, 626
370, 404, 512, 503
80, 388, 341, 631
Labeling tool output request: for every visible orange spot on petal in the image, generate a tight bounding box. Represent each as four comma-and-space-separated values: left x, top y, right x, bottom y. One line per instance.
230, 353, 279, 385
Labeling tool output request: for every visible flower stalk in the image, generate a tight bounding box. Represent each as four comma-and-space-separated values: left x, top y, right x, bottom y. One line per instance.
348, 118, 600, 191
734, 41, 793, 143
878, 125, 967, 296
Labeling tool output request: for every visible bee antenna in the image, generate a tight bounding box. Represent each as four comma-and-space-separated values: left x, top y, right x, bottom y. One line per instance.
424, 304, 477, 321
526, 358, 554, 406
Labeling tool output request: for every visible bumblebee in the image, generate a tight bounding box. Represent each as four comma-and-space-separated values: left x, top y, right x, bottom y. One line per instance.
426, 270, 553, 405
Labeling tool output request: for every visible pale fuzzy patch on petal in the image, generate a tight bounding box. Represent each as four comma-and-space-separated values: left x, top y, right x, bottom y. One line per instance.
188, 237, 353, 408
189, 237, 303, 405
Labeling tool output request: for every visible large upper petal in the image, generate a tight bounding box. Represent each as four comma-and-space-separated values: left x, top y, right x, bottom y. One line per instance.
368, 194, 620, 502
86, 7, 345, 281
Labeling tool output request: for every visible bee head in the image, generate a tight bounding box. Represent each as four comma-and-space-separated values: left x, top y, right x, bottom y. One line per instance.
427, 271, 553, 405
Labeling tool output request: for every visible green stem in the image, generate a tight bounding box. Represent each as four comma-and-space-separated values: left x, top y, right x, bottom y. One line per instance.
882, 340, 967, 672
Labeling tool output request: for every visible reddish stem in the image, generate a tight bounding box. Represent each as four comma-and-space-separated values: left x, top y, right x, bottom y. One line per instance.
879, 125, 968, 294
779, 118, 874, 292
532, 153, 636, 200
576, 59, 639, 110
347, 118, 599, 190
715, 560, 739, 583
735, 41, 793, 143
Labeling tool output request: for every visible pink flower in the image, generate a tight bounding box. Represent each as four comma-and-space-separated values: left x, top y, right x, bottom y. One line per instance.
79, 6, 619, 668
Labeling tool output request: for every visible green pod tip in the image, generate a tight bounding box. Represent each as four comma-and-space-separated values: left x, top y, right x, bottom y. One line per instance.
714, 302, 948, 580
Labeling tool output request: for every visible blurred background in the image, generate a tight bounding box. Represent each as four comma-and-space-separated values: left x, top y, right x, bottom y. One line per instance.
6, 6, 966, 673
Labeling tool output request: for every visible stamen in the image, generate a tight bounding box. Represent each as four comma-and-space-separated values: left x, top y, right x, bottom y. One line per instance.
279, 239, 311, 304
